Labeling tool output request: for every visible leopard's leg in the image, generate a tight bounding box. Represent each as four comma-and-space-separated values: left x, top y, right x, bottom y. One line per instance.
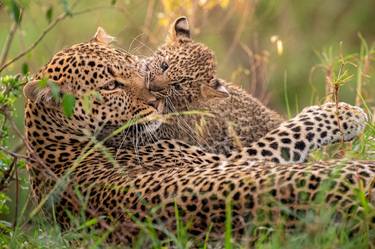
231, 102, 367, 164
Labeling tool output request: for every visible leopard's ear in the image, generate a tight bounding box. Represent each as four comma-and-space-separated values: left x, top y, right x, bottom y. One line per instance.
201, 79, 230, 99
167, 16, 191, 42
91, 26, 115, 45
24, 79, 64, 105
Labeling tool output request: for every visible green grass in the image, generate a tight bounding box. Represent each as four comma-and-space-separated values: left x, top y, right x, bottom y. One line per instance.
4, 156, 375, 249
2, 112, 374, 248
2, 52, 375, 249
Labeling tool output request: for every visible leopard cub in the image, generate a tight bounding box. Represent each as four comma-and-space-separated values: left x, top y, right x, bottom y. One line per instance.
143, 16, 284, 155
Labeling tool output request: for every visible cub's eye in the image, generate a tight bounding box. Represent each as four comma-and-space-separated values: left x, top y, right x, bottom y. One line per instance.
172, 83, 183, 91
101, 80, 124, 91
160, 61, 169, 72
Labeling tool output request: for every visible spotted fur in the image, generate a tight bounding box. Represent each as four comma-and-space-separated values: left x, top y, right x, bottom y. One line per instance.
24, 28, 374, 246
24, 29, 162, 200
142, 17, 284, 155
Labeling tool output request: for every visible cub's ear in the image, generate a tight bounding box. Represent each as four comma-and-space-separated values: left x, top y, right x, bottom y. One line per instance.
201, 79, 230, 99
167, 16, 191, 42
24, 79, 63, 105
91, 26, 115, 45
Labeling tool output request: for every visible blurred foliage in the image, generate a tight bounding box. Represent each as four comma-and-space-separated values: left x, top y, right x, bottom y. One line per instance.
0, 0, 374, 247
0, 0, 373, 112
0, 74, 26, 242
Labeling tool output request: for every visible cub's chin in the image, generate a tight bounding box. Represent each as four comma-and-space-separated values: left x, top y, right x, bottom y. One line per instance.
143, 120, 162, 134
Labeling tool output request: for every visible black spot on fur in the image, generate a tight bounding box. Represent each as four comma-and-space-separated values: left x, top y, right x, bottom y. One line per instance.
320, 131, 327, 138
291, 126, 301, 132
261, 150, 272, 157
270, 142, 278, 150
295, 141, 306, 151
293, 151, 301, 161
258, 142, 265, 147
304, 121, 314, 126
247, 148, 257, 156
306, 132, 315, 142
281, 138, 291, 144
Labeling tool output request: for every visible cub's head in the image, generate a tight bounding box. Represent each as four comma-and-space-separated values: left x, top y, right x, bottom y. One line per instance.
24, 27, 162, 139
143, 17, 229, 110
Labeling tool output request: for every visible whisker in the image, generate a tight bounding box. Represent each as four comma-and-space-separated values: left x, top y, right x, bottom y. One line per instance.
128, 33, 156, 55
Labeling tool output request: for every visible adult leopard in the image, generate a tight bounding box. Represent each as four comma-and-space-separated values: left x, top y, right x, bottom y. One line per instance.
24, 28, 374, 246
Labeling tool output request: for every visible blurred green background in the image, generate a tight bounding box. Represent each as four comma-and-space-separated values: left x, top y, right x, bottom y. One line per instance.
1, 0, 374, 118
0, 0, 374, 244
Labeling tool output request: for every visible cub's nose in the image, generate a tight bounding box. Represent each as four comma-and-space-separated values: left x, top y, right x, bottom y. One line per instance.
139, 88, 161, 109
149, 82, 165, 91
148, 74, 170, 92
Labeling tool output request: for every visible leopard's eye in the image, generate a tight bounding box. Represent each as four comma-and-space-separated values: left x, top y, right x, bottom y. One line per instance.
107, 81, 116, 90
101, 80, 124, 91
160, 61, 169, 72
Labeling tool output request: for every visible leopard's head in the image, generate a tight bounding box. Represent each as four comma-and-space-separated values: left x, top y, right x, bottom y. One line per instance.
24, 27, 163, 140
